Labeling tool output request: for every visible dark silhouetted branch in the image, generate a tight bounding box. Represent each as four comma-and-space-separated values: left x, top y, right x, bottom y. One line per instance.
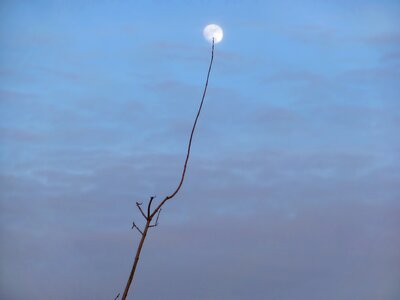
149, 208, 162, 228
122, 219, 151, 299
131, 222, 143, 236
147, 196, 155, 218
121, 38, 215, 300
150, 38, 214, 219
114, 293, 120, 300
136, 202, 147, 220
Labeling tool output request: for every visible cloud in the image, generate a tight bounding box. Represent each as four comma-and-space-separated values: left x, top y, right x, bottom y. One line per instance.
364, 32, 400, 46
283, 25, 341, 46
264, 70, 326, 85
2, 96, 399, 300
1, 1, 399, 299
0, 127, 43, 143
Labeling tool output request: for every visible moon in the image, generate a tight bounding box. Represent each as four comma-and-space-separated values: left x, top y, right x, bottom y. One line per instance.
203, 24, 223, 44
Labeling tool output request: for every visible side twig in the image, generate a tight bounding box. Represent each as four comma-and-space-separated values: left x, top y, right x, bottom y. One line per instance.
131, 222, 143, 236
136, 202, 147, 220
147, 196, 155, 219
149, 208, 162, 228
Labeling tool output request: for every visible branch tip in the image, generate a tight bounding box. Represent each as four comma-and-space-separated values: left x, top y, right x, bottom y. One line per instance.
147, 196, 156, 218
136, 201, 147, 219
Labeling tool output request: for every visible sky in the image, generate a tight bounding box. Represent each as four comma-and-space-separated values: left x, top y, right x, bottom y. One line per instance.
0, 0, 399, 299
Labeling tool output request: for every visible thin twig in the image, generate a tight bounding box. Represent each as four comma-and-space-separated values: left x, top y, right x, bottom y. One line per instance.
131, 222, 143, 235
150, 38, 215, 219
136, 202, 147, 220
147, 196, 155, 218
114, 293, 120, 300
155, 208, 161, 225
149, 208, 162, 228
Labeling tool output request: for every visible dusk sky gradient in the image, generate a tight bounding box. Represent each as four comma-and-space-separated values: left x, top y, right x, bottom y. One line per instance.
1, 1, 399, 299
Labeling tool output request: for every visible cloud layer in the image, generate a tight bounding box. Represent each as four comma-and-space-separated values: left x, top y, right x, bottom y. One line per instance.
1, 0, 399, 299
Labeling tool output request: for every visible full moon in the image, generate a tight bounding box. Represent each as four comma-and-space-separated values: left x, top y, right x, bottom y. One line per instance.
203, 24, 223, 44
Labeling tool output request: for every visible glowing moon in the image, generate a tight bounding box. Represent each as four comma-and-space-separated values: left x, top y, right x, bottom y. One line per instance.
203, 24, 223, 43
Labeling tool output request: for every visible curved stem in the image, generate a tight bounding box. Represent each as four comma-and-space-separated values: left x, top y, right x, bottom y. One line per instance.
121, 39, 215, 299
151, 38, 215, 218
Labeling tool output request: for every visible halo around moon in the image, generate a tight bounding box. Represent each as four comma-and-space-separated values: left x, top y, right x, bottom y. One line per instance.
203, 24, 223, 43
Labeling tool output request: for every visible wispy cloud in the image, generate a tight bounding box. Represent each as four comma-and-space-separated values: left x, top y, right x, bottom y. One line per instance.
1, 1, 399, 299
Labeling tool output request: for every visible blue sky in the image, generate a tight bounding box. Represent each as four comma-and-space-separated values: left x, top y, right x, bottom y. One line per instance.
1, 1, 399, 299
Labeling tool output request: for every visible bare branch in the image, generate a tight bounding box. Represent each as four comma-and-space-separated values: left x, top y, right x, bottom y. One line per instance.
149, 208, 162, 228
150, 39, 215, 219
121, 39, 216, 300
114, 293, 120, 300
136, 202, 147, 220
131, 222, 143, 236
122, 219, 151, 299
147, 196, 155, 219
155, 208, 161, 224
